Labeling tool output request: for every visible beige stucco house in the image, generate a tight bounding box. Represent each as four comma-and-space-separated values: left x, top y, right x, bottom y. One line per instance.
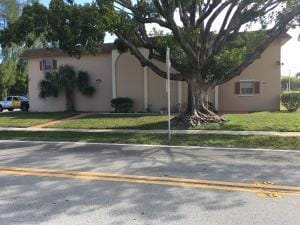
22, 34, 291, 113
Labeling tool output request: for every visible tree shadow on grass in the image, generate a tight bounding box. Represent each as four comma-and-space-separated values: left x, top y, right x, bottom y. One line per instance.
0, 112, 77, 128
56, 114, 256, 131
0, 142, 299, 224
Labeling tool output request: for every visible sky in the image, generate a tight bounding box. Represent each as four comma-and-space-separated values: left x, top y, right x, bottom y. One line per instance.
40, 0, 300, 76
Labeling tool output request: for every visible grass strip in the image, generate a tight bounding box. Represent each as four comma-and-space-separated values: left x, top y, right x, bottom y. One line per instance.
49, 112, 300, 132
0, 131, 299, 150
0, 112, 78, 128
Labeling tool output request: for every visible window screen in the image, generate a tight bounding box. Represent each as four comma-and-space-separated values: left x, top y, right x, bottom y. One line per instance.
43, 59, 53, 71
240, 81, 254, 95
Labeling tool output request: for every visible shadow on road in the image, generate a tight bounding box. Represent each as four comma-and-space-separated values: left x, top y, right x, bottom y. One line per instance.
0, 142, 299, 224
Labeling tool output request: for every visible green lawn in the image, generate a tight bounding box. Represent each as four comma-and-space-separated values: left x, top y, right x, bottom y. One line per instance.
49, 112, 300, 132
50, 114, 171, 130
198, 111, 300, 132
0, 111, 299, 132
0, 131, 299, 150
0, 112, 77, 127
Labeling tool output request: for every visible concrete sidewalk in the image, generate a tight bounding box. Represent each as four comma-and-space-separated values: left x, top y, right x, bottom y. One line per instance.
1, 127, 300, 137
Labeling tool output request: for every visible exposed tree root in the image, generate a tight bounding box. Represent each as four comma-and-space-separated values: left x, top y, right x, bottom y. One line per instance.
173, 111, 227, 127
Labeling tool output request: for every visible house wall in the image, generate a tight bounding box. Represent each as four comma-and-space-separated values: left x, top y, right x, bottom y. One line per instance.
28, 59, 66, 112
28, 54, 113, 112
27, 37, 286, 113
147, 61, 180, 112
115, 52, 186, 112
218, 39, 282, 112
116, 53, 145, 112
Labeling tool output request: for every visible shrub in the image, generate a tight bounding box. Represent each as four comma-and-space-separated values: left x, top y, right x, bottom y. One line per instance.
111, 97, 134, 113
281, 92, 300, 112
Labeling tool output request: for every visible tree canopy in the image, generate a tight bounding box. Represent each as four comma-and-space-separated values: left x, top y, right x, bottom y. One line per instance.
1, 0, 300, 124
1, 0, 105, 56
0, 0, 32, 98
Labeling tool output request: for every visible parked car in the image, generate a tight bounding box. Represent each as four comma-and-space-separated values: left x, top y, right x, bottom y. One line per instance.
0, 96, 29, 112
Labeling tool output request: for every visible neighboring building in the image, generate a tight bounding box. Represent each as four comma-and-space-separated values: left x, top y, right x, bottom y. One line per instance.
22, 34, 291, 113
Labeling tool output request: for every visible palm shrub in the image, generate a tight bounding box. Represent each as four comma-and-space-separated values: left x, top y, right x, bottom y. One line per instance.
77, 71, 96, 96
281, 92, 300, 112
39, 65, 95, 111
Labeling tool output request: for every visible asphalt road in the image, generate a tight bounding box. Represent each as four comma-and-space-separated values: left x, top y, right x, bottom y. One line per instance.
0, 140, 299, 225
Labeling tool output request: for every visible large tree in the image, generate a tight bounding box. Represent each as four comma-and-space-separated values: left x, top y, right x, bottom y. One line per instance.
0, 0, 32, 98
1, 0, 300, 125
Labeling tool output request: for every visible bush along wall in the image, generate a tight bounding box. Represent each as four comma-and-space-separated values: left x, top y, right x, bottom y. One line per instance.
281, 91, 300, 112
111, 97, 134, 113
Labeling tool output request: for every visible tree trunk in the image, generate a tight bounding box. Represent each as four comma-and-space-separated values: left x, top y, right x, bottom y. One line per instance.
65, 91, 75, 111
175, 80, 226, 127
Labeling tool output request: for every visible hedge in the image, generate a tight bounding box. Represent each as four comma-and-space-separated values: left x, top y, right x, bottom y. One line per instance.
281, 91, 300, 112
111, 97, 134, 113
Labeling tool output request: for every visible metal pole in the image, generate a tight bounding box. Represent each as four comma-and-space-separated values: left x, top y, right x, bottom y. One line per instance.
166, 47, 171, 141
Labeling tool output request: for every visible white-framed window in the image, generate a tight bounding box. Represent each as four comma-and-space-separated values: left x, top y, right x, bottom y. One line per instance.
40, 59, 57, 71
240, 81, 254, 95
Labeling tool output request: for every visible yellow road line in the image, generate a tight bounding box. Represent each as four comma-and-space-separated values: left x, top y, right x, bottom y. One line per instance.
1, 166, 300, 191
0, 166, 299, 197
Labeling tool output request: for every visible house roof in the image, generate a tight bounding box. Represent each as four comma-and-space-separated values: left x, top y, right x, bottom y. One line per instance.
21, 33, 292, 59
21, 43, 115, 59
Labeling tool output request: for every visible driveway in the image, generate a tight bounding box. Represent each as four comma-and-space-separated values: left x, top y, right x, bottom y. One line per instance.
0, 140, 299, 225
0, 109, 21, 113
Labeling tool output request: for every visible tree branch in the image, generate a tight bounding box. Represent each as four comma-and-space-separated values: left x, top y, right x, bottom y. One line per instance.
214, 4, 300, 86
158, 0, 198, 62
176, 0, 190, 27
210, 0, 281, 65
196, 0, 219, 27
115, 0, 169, 28
115, 31, 185, 81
